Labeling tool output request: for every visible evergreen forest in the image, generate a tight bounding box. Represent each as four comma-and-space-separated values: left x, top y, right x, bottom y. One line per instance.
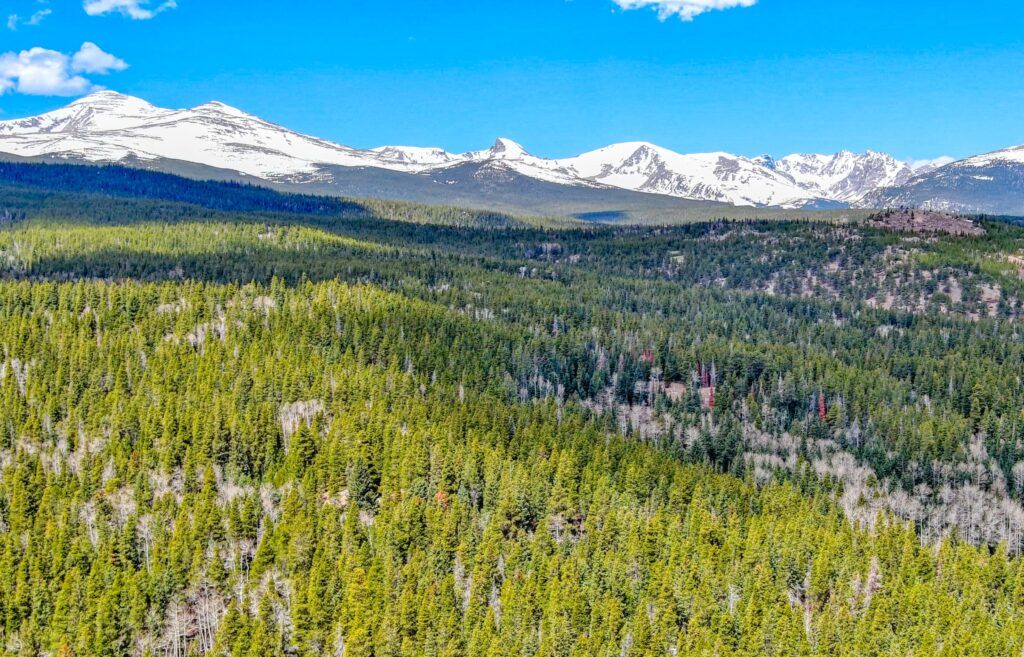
0, 163, 1021, 656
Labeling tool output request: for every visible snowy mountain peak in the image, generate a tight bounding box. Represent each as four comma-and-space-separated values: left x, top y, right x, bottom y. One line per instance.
774, 150, 913, 204
0, 91, 167, 137
67, 92, 166, 124
488, 138, 530, 159
191, 100, 255, 118
612, 142, 665, 159
0, 92, 963, 210
371, 146, 455, 166
962, 144, 1024, 167
70, 90, 152, 107
869, 144, 1024, 215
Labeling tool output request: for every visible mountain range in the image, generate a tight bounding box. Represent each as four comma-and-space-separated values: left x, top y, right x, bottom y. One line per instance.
0, 91, 1021, 217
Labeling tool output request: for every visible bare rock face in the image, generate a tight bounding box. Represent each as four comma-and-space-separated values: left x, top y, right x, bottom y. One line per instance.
867, 208, 985, 236
774, 150, 915, 205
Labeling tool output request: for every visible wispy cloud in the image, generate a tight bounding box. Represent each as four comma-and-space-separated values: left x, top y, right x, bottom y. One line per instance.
83, 0, 176, 20
0, 42, 127, 96
909, 156, 956, 172
7, 8, 53, 30
612, 0, 757, 21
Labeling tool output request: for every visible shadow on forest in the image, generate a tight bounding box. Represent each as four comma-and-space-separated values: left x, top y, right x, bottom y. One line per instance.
0, 181, 603, 263
9, 244, 447, 286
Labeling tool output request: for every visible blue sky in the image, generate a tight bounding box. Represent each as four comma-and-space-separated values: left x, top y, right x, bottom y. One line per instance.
1, 0, 1023, 162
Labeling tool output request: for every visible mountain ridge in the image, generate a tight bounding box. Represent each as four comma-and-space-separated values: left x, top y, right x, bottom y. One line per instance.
869, 145, 1024, 215
0, 91, 922, 208
2, 91, 1021, 215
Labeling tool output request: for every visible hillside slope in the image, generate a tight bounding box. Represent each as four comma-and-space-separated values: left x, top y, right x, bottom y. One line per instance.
0, 177, 1022, 655
870, 146, 1024, 216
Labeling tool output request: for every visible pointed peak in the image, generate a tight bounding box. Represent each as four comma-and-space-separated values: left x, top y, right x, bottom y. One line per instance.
579, 142, 666, 162
490, 138, 529, 158
622, 142, 666, 161
608, 141, 660, 154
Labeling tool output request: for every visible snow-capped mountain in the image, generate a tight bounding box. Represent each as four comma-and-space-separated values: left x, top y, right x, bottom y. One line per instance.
555, 143, 815, 207
0, 91, 962, 210
958, 145, 1024, 169
370, 146, 455, 167
772, 151, 914, 204
869, 145, 1024, 216
0, 91, 401, 182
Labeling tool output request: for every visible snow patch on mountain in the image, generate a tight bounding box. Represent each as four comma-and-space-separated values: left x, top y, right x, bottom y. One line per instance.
774, 151, 914, 204
371, 146, 456, 167
0, 91, 956, 209
959, 145, 1024, 167
555, 143, 819, 207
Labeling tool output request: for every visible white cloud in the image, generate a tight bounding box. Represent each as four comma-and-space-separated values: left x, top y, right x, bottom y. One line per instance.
909, 156, 956, 172
72, 42, 128, 74
83, 0, 176, 20
613, 0, 757, 21
0, 43, 127, 96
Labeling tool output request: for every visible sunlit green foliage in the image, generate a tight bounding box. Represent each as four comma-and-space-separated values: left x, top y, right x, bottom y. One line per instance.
0, 171, 1021, 655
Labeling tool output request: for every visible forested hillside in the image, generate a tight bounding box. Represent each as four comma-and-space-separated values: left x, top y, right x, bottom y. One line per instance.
0, 166, 1023, 656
